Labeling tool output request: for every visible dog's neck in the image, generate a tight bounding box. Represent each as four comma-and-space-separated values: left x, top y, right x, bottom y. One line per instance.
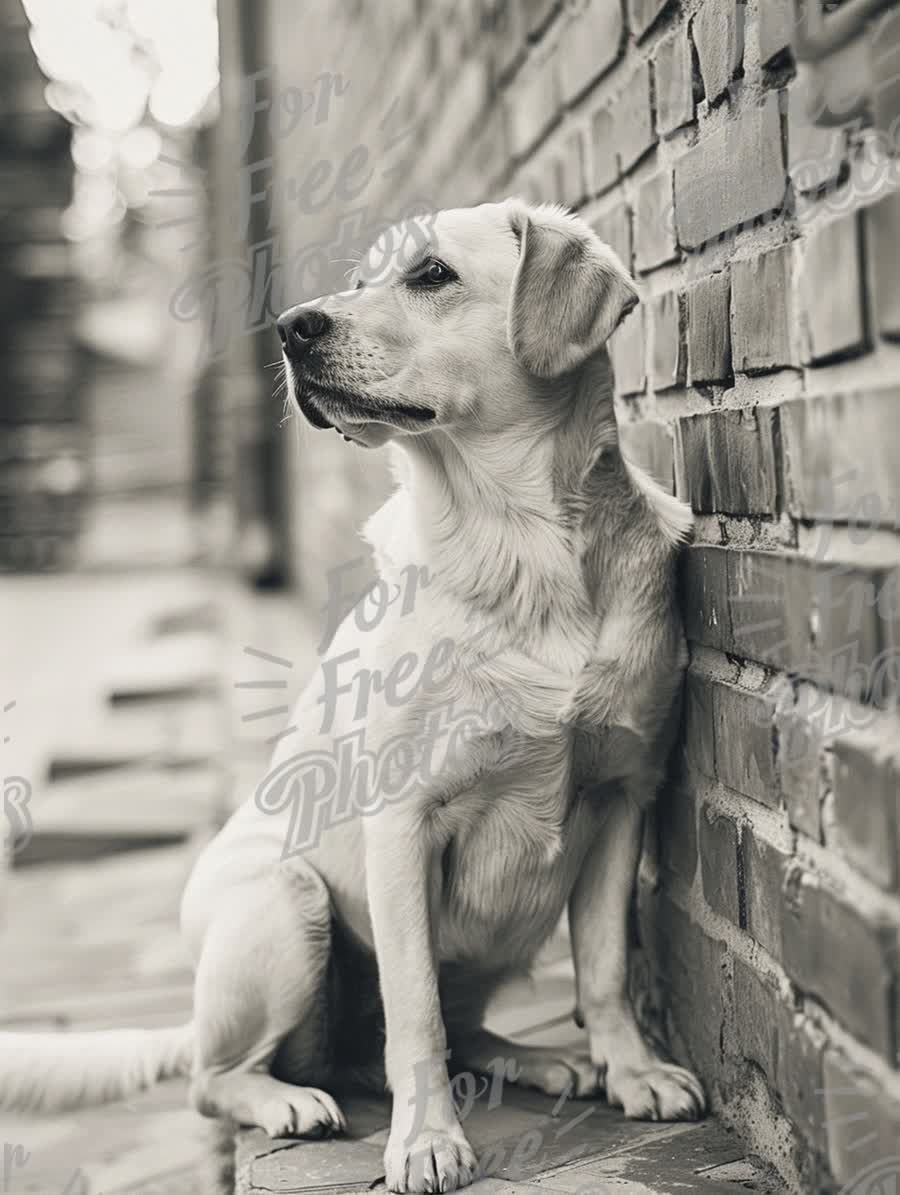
367, 352, 643, 637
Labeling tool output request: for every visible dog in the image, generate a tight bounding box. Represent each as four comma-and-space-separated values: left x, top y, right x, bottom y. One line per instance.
0, 200, 703, 1193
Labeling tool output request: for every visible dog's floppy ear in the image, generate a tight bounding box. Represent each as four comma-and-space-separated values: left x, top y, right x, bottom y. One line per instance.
506, 201, 638, 379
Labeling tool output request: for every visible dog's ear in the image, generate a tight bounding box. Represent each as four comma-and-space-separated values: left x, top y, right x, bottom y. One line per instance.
506, 202, 638, 379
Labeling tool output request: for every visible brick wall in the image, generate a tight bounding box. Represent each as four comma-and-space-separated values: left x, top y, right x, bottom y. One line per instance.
263, 2, 900, 1188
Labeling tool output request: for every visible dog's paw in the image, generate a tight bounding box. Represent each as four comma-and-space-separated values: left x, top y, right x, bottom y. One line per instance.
605, 1062, 705, 1122
513, 1050, 600, 1098
258, 1086, 347, 1139
384, 1127, 477, 1193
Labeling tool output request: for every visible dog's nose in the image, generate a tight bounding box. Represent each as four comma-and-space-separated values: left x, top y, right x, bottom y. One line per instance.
277, 306, 331, 358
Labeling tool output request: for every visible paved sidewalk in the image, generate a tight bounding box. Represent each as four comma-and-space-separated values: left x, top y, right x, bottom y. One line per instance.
235, 956, 778, 1195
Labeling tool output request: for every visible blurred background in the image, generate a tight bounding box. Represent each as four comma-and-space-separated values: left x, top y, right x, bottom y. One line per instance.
2, 0, 900, 1192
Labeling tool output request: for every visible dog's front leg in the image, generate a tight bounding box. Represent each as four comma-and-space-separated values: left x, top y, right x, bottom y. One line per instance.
569, 785, 705, 1121
366, 807, 477, 1193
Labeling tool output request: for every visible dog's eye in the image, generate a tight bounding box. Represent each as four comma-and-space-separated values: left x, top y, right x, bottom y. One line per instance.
408, 259, 457, 288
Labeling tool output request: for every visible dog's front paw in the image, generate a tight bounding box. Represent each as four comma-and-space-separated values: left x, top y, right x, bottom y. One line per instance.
384, 1126, 477, 1193
605, 1062, 705, 1121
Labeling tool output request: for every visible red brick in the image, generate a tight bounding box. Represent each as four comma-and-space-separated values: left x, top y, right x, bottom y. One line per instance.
590, 102, 619, 193
680, 544, 732, 653
620, 418, 675, 491
800, 213, 868, 364
634, 169, 677, 273
692, 0, 743, 105
823, 1048, 900, 1187
758, 0, 793, 65
779, 390, 900, 525
558, 0, 625, 104
654, 28, 695, 136
868, 190, 900, 341
775, 682, 826, 841
731, 243, 798, 373
687, 271, 732, 384
700, 805, 741, 924
873, 7, 900, 141
657, 784, 698, 885
712, 681, 779, 807
674, 405, 780, 516
808, 562, 889, 699
649, 290, 684, 391
609, 304, 645, 395
740, 828, 787, 957
614, 61, 657, 174
831, 723, 900, 891
781, 868, 898, 1063
628, 0, 669, 40
674, 93, 786, 249
788, 110, 846, 198
591, 202, 632, 271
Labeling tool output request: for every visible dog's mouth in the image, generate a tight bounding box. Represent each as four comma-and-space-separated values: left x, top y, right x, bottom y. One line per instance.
292, 376, 436, 435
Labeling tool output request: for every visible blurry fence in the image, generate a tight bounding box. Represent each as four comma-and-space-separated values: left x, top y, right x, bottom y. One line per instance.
197, 1, 900, 1190
0, 0, 83, 571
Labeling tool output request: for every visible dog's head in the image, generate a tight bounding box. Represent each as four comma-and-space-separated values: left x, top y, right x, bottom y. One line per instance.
277, 200, 638, 448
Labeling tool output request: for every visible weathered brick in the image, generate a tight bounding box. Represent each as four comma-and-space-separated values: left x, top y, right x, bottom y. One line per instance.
781, 868, 898, 1063
831, 723, 900, 891
775, 682, 825, 841
788, 110, 846, 197
649, 290, 684, 391
523, 0, 557, 35
634, 170, 677, 273
609, 304, 645, 395
868, 189, 900, 341
652, 896, 726, 1078
506, 48, 561, 157
555, 127, 586, 206
712, 680, 779, 806
628, 0, 669, 40
731, 958, 779, 1078
808, 561, 889, 699
614, 61, 657, 174
559, 0, 625, 104
658, 784, 698, 885
687, 271, 732, 383
654, 28, 695, 136
779, 390, 900, 524
731, 244, 798, 373
692, 0, 743, 105
740, 828, 787, 957
590, 102, 619, 193
728, 550, 812, 673
684, 668, 716, 778
680, 544, 732, 653
823, 1048, 900, 1187
800, 212, 868, 364
675, 406, 779, 516
620, 418, 675, 491
758, 0, 793, 65
700, 805, 741, 923
674, 93, 786, 249
873, 7, 900, 141
775, 1008, 827, 1157
591, 202, 632, 271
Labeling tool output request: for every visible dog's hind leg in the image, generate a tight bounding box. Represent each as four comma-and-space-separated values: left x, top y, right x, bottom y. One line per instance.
186, 864, 346, 1139
448, 1027, 600, 1099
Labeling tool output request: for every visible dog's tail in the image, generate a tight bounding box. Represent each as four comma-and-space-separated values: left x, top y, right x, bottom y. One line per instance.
0, 1022, 194, 1113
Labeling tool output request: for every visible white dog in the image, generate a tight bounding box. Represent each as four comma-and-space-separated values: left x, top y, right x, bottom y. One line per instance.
1, 200, 703, 1193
